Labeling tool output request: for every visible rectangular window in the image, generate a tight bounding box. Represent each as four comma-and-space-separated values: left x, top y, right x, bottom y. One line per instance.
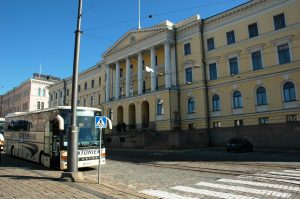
98, 94, 101, 105
248, 23, 258, 38
226, 31, 235, 45
185, 68, 193, 84
234, 119, 243, 127
274, 13, 286, 30
120, 68, 123, 78
207, 37, 215, 51
99, 77, 101, 85
60, 91, 63, 98
155, 56, 158, 66
55, 93, 58, 99
66, 89, 69, 96
252, 51, 263, 70
209, 63, 217, 80
258, 117, 268, 125
184, 43, 191, 55
278, 44, 291, 64
84, 82, 88, 90
229, 57, 239, 75
91, 80, 94, 88
78, 85, 81, 92
143, 81, 146, 93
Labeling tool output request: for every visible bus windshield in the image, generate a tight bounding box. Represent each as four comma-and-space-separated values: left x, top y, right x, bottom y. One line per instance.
61, 109, 101, 148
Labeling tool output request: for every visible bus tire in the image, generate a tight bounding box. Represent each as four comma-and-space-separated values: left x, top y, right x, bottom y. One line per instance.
11, 146, 15, 157
39, 151, 44, 165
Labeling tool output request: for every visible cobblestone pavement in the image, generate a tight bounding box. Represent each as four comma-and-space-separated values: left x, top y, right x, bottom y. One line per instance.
1, 149, 300, 199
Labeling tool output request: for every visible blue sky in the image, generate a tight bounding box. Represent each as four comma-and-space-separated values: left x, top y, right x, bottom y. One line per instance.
0, 0, 248, 95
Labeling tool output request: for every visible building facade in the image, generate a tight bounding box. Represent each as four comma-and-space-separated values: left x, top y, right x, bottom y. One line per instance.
48, 0, 300, 149
0, 73, 60, 117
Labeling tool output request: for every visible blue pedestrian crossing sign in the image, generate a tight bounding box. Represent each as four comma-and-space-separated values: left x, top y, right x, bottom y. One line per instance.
95, 116, 107, 129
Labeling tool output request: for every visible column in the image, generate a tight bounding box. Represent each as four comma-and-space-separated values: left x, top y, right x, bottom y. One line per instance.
105, 64, 110, 102
138, 51, 143, 95
164, 41, 171, 88
126, 57, 131, 97
115, 61, 120, 100
150, 46, 157, 92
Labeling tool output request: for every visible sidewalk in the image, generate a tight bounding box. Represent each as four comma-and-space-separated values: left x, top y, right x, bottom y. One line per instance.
0, 152, 151, 199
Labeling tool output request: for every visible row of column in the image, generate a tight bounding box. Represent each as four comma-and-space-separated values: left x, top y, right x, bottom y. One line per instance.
106, 41, 172, 102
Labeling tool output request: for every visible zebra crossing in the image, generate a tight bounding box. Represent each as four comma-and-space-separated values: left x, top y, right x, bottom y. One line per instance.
139, 168, 300, 199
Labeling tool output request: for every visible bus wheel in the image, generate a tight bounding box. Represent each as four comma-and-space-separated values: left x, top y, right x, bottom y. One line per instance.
39, 151, 44, 165
11, 146, 15, 157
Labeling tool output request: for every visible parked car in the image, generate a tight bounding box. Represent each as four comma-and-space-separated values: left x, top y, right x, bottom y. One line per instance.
226, 137, 253, 153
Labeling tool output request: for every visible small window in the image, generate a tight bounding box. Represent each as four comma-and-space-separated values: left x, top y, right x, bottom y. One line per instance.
78, 85, 81, 92
77, 99, 80, 106
37, 102, 40, 110
286, 114, 298, 122
258, 117, 268, 125
83, 98, 87, 107
84, 82, 88, 90
278, 44, 291, 65
229, 57, 239, 75
67, 89, 69, 96
233, 91, 243, 109
209, 63, 217, 80
184, 43, 191, 55
60, 91, 63, 98
91, 96, 94, 107
207, 38, 215, 51
155, 56, 158, 66
188, 123, 194, 130
248, 23, 258, 38
234, 119, 243, 127
41, 102, 44, 110
274, 13, 286, 30
212, 95, 220, 111
55, 93, 58, 99
252, 51, 263, 70
256, 87, 267, 105
185, 68, 193, 84
98, 94, 101, 105
187, 97, 195, 114
213, 122, 221, 128
283, 82, 296, 102
157, 99, 164, 115
226, 31, 235, 45
91, 80, 94, 88
99, 77, 101, 86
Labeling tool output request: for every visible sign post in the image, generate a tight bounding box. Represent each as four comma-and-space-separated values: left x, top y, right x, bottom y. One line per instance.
95, 116, 107, 185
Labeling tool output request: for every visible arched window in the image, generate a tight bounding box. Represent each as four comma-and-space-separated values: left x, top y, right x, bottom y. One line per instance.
233, 91, 242, 109
187, 97, 195, 113
157, 99, 164, 115
41, 102, 44, 109
37, 101, 40, 110
38, 88, 41, 96
256, 86, 267, 105
212, 95, 220, 111
283, 82, 296, 102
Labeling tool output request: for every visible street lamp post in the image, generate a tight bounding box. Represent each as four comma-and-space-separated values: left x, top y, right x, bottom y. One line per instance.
61, 0, 83, 182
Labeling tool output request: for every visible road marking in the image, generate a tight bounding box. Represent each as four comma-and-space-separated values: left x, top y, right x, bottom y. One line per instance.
239, 175, 300, 185
269, 171, 300, 177
254, 173, 300, 180
172, 186, 258, 199
196, 182, 290, 198
217, 178, 300, 192
140, 189, 200, 199
283, 170, 300, 174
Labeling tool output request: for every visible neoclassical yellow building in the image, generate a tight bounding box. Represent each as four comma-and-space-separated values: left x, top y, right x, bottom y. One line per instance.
49, 0, 300, 149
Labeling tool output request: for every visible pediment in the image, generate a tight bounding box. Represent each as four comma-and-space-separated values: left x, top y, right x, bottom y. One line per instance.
103, 24, 172, 58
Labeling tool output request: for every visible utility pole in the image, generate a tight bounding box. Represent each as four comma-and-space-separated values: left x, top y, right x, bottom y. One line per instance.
61, 0, 83, 182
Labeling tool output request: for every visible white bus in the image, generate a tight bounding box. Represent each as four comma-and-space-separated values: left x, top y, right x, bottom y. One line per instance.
4, 106, 102, 170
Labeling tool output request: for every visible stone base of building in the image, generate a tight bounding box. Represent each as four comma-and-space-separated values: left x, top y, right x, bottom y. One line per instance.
103, 122, 300, 151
